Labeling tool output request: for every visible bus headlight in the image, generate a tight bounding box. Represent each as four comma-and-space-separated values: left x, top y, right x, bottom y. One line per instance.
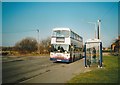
50, 53, 53, 55
65, 54, 70, 59
65, 51, 67, 54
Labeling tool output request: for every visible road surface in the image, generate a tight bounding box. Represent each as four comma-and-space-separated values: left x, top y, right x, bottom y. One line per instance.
2, 56, 91, 84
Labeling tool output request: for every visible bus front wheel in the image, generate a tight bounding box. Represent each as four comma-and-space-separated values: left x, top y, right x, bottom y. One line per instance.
80, 54, 82, 59
73, 56, 75, 62
70, 57, 73, 63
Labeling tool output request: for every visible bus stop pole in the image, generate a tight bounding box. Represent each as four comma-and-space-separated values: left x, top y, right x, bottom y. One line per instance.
100, 42, 102, 67
84, 43, 87, 67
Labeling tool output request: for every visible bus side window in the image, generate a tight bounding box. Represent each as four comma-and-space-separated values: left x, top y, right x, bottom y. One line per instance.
50, 45, 54, 52
70, 45, 74, 51
69, 45, 71, 51
79, 48, 82, 52
74, 45, 76, 52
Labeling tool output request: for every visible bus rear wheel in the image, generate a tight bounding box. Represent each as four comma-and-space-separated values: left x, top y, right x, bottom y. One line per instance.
69, 57, 73, 63
80, 54, 82, 59
73, 56, 75, 62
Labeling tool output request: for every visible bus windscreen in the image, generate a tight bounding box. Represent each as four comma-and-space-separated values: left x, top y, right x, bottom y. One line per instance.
52, 30, 69, 38
51, 44, 70, 53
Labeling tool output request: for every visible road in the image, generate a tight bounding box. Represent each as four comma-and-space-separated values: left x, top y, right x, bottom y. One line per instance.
2, 56, 91, 84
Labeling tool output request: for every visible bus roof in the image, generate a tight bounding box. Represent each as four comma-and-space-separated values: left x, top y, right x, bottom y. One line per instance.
53, 28, 71, 31
52, 27, 83, 39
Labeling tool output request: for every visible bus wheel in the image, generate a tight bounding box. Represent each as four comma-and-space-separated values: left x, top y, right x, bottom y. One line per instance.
80, 54, 82, 59
73, 56, 75, 62
70, 57, 73, 63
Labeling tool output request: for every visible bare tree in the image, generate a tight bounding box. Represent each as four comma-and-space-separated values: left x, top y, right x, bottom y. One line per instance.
15, 37, 37, 54
14, 37, 51, 54
39, 37, 51, 54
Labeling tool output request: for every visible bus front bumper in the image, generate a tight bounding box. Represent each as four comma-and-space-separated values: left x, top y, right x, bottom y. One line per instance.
50, 58, 70, 62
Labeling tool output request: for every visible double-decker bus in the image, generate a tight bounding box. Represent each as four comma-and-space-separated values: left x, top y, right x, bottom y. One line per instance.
50, 28, 83, 63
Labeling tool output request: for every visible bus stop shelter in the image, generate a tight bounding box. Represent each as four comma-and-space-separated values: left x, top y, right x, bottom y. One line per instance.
84, 39, 102, 68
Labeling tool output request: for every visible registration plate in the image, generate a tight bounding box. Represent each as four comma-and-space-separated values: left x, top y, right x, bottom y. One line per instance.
57, 59, 61, 61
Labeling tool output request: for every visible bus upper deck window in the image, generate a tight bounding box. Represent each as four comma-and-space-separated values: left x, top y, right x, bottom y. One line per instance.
52, 30, 69, 38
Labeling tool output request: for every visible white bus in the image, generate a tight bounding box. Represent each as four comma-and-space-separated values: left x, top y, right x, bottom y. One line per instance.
50, 28, 83, 63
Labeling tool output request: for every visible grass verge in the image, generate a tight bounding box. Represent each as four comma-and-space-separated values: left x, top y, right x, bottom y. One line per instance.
67, 55, 118, 83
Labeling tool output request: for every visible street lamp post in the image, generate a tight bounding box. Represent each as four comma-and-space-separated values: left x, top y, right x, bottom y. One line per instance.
88, 22, 97, 39
37, 29, 40, 54
97, 20, 101, 39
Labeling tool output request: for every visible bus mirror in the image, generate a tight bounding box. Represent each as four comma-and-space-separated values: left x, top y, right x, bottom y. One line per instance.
74, 45, 76, 46
49, 45, 51, 48
71, 46, 74, 49
71, 46, 74, 51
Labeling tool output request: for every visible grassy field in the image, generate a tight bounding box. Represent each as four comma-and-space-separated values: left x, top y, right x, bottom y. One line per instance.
67, 55, 118, 83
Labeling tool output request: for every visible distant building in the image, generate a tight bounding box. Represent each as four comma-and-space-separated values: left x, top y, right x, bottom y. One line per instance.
103, 47, 110, 51
111, 36, 120, 54
0, 46, 2, 55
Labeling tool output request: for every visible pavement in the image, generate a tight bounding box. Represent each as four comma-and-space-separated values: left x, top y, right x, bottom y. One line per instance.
2, 56, 92, 84
21, 58, 92, 83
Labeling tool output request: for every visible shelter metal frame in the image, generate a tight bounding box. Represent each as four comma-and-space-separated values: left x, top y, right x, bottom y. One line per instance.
84, 39, 102, 67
